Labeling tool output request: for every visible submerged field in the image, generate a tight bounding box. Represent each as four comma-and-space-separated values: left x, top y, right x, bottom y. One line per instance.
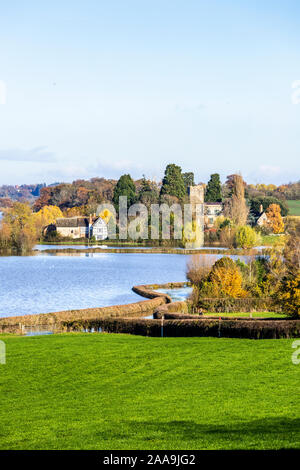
0, 333, 299, 450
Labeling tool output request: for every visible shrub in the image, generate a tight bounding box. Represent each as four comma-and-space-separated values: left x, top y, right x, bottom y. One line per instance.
218, 225, 236, 248
188, 256, 248, 305
204, 229, 218, 244
236, 257, 269, 296
186, 255, 216, 285
274, 272, 300, 318
235, 225, 260, 249
207, 257, 247, 298
196, 297, 278, 313
61, 317, 300, 339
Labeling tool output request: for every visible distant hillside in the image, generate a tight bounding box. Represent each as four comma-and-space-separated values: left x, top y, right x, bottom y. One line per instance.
33, 178, 118, 212
0, 183, 47, 202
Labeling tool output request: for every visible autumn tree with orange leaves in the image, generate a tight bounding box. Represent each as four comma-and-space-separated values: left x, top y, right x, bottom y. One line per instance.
187, 256, 247, 300
265, 204, 284, 234
207, 257, 247, 298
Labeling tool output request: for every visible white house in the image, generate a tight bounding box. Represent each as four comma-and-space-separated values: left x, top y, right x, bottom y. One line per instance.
91, 217, 108, 240
255, 204, 268, 227
256, 212, 268, 227
56, 216, 108, 240
204, 202, 223, 228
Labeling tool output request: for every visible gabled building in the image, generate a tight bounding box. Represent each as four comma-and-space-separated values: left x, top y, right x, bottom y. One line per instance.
56, 216, 108, 240
92, 217, 108, 240
187, 185, 224, 237
256, 205, 268, 227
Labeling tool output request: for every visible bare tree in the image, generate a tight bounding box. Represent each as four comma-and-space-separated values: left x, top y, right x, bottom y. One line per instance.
224, 174, 249, 225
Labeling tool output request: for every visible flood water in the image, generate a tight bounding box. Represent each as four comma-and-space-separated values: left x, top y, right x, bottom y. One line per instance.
34, 244, 156, 251
0, 252, 249, 318
0, 253, 190, 317
157, 287, 193, 301
34, 244, 228, 251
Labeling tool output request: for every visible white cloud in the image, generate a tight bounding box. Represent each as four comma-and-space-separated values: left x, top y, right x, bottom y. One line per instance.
0, 146, 55, 162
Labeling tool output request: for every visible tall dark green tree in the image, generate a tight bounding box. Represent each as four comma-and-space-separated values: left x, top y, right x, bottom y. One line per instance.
205, 173, 222, 202
139, 175, 152, 194
113, 174, 137, 211
138, 175, 159, 209
182, 172, 195, 191
160, 164, 186, 201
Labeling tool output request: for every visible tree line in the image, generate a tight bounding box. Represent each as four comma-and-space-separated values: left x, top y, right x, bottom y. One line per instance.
0, 164, 297, 251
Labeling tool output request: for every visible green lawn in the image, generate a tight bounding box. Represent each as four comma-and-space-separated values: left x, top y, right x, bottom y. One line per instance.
287, 200, 300, 216
260, 234, 285, 246
203, 311, 286, 318
0, 333, 299, 450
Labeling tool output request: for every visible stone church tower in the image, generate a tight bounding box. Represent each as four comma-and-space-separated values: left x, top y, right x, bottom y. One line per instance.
188, 184, 204, 206
186, 184, 205, 248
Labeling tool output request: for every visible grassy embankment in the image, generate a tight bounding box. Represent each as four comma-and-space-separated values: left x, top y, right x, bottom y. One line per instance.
0, 333, 299, 450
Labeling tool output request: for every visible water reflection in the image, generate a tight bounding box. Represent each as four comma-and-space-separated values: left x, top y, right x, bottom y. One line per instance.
35, 244, 156, 251
35, 244, 229, 252
157, 287, 193, 301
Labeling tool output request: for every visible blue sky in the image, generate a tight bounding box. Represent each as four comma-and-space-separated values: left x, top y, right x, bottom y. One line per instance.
0, 0, 299, 185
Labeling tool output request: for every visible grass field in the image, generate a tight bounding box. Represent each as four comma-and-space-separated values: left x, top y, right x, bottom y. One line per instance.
0, 333, 299, 450
204, 312, 286, 318
260, 234, 285, 246
287, 200, 300, 216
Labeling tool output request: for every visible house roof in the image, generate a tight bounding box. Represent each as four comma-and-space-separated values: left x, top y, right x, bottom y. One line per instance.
56, 216, 107, 228
256, 212, 267, 222
56, 217, 89, 228
92, 217, 107, 227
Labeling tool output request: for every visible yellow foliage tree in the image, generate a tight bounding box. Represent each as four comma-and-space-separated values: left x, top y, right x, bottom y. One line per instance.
235, 225, 260, 249
63, 207, 84, 217
1, 202, 37, 252
203, 257, 247, 298
265, 204, 284, 234
275, 272, 300, 317
209, 265, 247, 298
0, 221, 12, 249
214, 215, 227, 230
33, 205, 63, 238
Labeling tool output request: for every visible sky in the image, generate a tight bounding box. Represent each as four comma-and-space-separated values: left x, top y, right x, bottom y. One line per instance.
0, 0, 299, 186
